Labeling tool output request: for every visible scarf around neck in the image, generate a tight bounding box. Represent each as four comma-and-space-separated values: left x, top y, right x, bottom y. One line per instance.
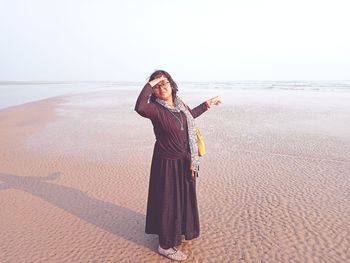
155, 97, 200, 173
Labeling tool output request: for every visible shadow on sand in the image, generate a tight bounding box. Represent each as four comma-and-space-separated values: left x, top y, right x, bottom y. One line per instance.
0, 172, 156, 250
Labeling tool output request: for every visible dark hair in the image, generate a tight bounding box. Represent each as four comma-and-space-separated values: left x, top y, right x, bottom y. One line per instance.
148, 70, 178, 102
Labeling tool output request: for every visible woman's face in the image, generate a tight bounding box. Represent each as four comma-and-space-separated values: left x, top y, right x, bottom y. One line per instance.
153, 78, 173, 101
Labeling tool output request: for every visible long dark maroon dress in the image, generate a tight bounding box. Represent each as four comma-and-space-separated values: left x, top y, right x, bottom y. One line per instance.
135, 83, 208, 248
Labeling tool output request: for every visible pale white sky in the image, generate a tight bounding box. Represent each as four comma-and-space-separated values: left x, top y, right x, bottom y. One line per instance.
0, 0, 349, 81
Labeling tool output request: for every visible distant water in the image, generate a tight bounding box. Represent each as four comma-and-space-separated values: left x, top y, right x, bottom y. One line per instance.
181, 81, 350, 91
0, 81, 141, 110
1, 81, 350, 110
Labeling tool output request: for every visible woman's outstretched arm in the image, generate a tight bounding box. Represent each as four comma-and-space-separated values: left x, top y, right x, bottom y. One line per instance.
189, 102, 209, 119
189, 96, 221, 118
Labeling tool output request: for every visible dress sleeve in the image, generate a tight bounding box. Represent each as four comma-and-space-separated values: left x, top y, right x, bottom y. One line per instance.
134, 83, 158, 119
188, 102, 209, 119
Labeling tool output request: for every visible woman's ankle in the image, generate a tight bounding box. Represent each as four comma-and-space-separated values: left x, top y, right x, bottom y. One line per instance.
159, 244, 171, 250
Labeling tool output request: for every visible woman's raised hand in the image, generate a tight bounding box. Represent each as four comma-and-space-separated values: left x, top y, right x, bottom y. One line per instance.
206, 96, 221, 107
149, 75, 167, 87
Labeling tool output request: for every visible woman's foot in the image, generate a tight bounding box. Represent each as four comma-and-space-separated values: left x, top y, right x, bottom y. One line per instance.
158, 245, 187, 261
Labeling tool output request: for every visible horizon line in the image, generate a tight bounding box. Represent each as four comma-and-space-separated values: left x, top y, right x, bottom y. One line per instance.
1, 79, 350, 85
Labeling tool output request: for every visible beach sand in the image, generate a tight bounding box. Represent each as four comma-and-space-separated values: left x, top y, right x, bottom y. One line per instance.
1, 87, 349, 262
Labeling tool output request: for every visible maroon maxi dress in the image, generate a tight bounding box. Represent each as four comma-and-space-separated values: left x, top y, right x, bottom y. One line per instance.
135, 83, 208, 247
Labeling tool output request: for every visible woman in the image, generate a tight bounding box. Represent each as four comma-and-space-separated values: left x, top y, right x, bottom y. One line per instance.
135, 70, 220, 261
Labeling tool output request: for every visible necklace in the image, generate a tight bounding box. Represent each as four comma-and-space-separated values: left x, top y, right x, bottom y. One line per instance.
169, 111, 184, 130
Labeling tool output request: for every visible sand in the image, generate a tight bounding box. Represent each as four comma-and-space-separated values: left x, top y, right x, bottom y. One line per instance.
0, 87, 350, 263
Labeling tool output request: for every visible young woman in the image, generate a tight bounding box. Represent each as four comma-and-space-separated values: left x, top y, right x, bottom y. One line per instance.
135, 70, 220, 261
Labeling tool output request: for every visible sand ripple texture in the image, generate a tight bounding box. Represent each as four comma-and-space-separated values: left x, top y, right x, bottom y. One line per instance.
1, 88, 350, 263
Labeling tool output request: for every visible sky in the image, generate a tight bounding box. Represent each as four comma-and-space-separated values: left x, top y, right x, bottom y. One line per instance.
0, 0, 349, 82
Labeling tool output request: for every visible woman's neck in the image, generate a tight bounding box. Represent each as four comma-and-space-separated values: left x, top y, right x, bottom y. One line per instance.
164, 97, 174, 107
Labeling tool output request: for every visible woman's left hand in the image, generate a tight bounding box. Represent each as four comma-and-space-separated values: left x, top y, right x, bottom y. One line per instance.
206, 96, 221, 107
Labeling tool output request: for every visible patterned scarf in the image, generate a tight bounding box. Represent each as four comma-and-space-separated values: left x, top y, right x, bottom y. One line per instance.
155, 97, 200, 173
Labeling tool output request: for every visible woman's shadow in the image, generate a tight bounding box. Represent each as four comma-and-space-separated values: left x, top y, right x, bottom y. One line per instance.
0, 172, 156, 250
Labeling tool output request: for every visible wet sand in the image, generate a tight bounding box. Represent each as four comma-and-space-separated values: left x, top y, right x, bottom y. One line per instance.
1, 88, 350, 262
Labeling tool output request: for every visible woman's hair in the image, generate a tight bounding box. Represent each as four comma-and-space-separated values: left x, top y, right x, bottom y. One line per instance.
148, 70, 178, 102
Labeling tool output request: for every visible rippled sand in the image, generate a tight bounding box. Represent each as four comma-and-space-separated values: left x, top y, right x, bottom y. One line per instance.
1, 88, 349, 262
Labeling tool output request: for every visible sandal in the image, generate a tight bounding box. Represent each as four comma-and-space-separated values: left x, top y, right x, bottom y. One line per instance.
158, 245, 187, 261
